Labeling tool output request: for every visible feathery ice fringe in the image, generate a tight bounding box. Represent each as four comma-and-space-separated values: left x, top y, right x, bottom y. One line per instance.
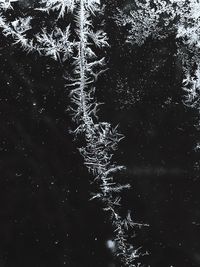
116, 0, 200, 155
0, 0, 147, 266
64, 1, 147, 265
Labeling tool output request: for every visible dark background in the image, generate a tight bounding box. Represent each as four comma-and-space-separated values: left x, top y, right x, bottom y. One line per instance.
0, 1, 200, 266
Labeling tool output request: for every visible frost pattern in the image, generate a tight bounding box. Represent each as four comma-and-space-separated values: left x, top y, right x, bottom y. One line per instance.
177, 1, 200, 113
182, 65, 200, 109
0, 0, 147, 266
115, 0, 186, 45
116, 0, 200, 151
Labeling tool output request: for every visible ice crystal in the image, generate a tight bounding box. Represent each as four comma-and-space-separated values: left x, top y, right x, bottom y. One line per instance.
0, 0, 147, 266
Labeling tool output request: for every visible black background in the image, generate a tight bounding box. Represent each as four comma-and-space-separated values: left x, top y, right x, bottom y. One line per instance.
0, 1, 200, 266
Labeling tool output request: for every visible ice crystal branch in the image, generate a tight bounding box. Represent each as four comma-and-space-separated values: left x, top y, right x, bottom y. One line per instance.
0, 0, 17, 10
0, 0, 147, 266
182, 65, 200, 109
37, 0, 76, 17
67, 2, 146, 264
36, 26, 74, 61
0, 1, 38, 52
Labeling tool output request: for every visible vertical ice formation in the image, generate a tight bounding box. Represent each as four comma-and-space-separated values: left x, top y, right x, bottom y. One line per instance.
0, 1, 146, 266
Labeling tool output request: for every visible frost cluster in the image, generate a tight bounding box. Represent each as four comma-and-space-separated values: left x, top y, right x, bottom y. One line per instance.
116, 0, 200, 153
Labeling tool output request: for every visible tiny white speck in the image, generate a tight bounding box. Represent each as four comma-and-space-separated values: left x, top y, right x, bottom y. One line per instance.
106, 240, 115, 249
